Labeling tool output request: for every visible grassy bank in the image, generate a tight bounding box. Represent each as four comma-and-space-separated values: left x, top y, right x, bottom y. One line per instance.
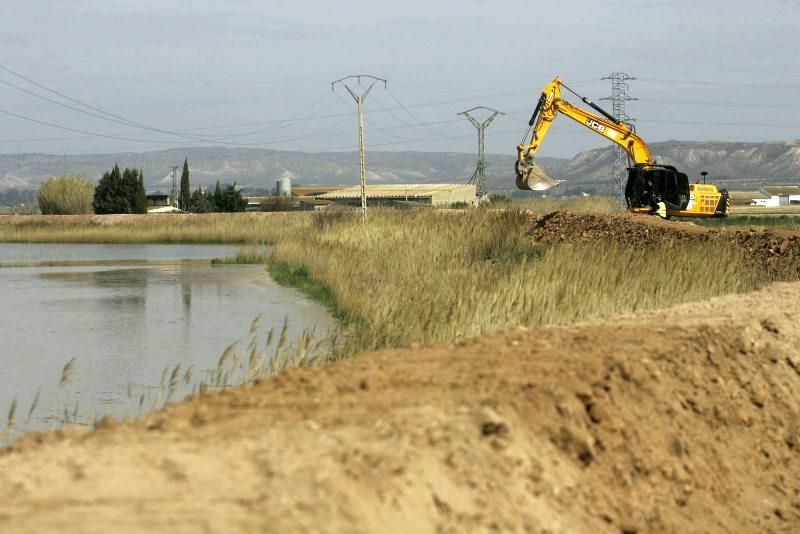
0, 213, 312, 244
266, 209, 766, 354
694, 214, 800, 230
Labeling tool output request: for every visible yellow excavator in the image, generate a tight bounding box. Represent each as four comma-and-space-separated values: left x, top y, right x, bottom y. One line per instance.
515, 77, 729, 218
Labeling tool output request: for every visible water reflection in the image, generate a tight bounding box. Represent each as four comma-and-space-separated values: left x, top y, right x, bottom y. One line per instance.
0, 249, 338, 437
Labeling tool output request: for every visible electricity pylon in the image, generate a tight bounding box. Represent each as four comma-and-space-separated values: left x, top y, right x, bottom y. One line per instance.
601, 73, 636, 199
458, 106, 504, 197
332, 74, 387, 218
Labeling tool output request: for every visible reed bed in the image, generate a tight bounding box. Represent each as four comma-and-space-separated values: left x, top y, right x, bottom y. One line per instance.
267, 208, 765, 353
0, 316, 338, 445
0, 213, 311, 244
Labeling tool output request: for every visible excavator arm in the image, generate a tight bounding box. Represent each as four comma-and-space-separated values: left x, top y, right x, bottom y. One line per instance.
516, 77, 653, 191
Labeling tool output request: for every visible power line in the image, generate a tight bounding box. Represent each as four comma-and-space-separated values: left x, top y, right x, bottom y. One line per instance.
636, 98, 800, 110
636, 77, 800, 89
0, 106, 358, 147
384, 88, 459, 140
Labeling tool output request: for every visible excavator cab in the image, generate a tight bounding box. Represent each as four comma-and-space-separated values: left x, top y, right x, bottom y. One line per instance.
625, 164, 690, 211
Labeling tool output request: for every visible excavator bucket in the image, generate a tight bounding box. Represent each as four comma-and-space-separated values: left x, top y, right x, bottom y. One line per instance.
515, 157, 564, 191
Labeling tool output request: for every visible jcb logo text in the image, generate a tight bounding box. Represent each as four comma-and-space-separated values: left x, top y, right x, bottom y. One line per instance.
585, 119, 605, 133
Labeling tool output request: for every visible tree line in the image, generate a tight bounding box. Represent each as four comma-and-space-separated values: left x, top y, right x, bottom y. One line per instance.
36, 157, 247, 215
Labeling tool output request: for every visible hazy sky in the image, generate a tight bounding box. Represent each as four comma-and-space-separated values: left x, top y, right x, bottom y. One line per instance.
1, 0, 798, 158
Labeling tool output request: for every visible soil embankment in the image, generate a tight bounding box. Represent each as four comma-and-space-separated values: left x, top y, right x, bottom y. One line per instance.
528, 211, 800, 279
2, 279, 800, 532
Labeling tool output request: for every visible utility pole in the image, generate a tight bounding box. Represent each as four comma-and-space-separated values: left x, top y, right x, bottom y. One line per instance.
331, 74, 387, 218
601, 73, 637, 199
169, 165, 179, 208
458, 107, 504, 197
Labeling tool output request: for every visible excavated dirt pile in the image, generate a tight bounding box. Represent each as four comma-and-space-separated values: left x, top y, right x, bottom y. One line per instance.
528, 212, 800, 280
2, 283, 800, 532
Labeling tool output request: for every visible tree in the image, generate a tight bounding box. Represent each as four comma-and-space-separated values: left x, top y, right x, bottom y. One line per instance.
216, 182, 247, 212
93, 164, 147, 214
93, 164, 130, 214
179, 157, 190, 210
211, 181, 222, 211
37, 176, 94, 214
186, 187, 213, 213
135, 170, 147, 214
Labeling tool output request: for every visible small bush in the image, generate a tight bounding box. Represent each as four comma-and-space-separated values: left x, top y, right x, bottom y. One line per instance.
488, 194, 512, 204
37, 176, 94, 215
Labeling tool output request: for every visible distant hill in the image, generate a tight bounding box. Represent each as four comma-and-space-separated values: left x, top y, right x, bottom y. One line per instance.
1, 141, 797, 201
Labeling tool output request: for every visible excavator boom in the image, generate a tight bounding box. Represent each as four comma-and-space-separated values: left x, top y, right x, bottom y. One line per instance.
516, 77, 651, 190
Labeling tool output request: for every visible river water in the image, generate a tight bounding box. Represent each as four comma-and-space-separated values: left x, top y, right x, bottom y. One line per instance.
0, 244, 338, 437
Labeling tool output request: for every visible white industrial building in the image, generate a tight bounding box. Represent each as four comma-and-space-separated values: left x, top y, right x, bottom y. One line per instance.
749, 185, 800, 207
318, 184, 477, 207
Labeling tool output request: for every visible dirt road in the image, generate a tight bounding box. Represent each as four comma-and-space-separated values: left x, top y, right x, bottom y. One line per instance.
2, 278, 799, 532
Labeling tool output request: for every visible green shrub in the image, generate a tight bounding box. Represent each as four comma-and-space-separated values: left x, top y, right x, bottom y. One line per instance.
37, 176, 94, 215
93, 164, 147, 214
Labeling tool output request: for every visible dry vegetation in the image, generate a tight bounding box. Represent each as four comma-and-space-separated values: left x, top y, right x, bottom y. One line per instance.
514, 195, 620, 214
36, 176, 94, 215
267, 209, 765, 353
0, 213, 311, 243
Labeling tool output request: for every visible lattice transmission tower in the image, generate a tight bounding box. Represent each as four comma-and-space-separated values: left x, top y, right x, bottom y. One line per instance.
601, 73, 636, 198
458, 106, 504, 197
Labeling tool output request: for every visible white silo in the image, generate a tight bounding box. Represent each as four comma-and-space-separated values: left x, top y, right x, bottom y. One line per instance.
277, 177, 292, 197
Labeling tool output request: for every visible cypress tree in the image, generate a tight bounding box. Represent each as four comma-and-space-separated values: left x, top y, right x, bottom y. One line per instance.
136, 169, 147, 213
212, 181, 222, 211
93, 163, 130, 214
179, 157, 191, 210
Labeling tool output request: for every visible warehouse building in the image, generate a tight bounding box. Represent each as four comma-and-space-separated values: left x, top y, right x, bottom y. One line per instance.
731, 185, 800, 207
318, 184, 477, 208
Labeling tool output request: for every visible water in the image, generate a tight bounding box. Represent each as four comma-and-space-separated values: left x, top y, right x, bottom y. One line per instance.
0, 244, 338, 436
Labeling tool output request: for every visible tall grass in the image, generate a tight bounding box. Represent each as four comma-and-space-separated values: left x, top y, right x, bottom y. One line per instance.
267, 209, 765, 353
0, 213, 312, 244
514, 195, 620, 214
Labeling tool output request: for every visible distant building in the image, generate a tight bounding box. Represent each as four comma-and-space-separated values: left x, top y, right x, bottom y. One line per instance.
744, 185, 800, 207
145, 193, 180, 213
318, 184, 477, 208
146, 193, 171, 207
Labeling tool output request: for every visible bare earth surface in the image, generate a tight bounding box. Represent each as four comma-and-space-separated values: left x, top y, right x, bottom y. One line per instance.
2, 213, 800, 533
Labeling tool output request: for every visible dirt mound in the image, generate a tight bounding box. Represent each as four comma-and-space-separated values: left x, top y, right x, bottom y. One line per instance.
2, 282, 800, 532
528, 211, 800, 279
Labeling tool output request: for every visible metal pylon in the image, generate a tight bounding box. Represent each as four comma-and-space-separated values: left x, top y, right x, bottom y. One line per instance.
601, 73, 636, 199
458, 106, 504, 197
